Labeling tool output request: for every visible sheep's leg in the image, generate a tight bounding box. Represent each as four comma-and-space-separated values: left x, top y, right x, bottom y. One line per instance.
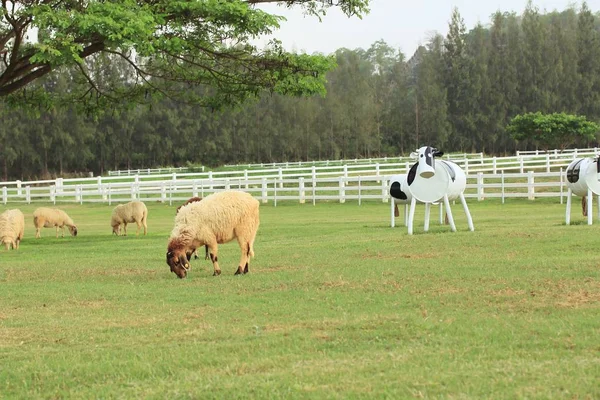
35, 227, 41, 239
56, 226, 60, 238
142, 214, 148, 236
135, 220, 141, 236
208, 243, 221, 276
123, 222, 128, 236
236, 237, 252, 275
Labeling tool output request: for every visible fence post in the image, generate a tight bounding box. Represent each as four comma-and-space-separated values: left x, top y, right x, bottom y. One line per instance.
343, 165, 348, 180
375, 163, 380, 182
172, 173, 177, 192
208, 171, 213, 189
16, 180, 21, 196
278, 167, 283, 188
477, 172, 484, 201
560, 167, 564, 204
261, 177, 268, 204
501, 170, 505, 204
528, 170, 535, 200
358, 176, 361, 206
225, 178, 230, 190
55, 178, 63, 194
25, 186, 30, 204
492, 157, 497, 174
465, 159, 469, 174
339, 176, 345, 204
130, 183, 136, 200
193, 180, 198, 198
519, 157, 524, 173
161, 182, 166, 203
50, 186, 56, 204
244, 170, 249, 189
546, 153, 550, 173
299, 177, 305, 204
382, 178, 388, 203
78, 185, 83, 205
2, 186, 7, 205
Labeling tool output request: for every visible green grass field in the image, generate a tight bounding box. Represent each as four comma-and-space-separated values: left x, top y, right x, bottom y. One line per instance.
1, 198, 599, 399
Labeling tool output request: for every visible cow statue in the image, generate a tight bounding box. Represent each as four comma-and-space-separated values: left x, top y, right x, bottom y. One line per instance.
565, 156, 600, 225
389, 146, 474, 235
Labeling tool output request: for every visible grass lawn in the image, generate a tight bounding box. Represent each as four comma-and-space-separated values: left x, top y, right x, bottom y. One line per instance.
1, 197, 599, 399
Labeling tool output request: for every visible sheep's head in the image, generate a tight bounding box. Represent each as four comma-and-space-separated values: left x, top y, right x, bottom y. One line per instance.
69, 225, 78, 237
166, 240, 190, 279
111, 223, 120, 236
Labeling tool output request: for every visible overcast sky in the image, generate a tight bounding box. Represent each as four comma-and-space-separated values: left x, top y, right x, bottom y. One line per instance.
255, 0, 600, 57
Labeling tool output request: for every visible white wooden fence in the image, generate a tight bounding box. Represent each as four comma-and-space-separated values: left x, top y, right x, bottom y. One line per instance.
1, 147, 597, 205
0, 170, 573, 206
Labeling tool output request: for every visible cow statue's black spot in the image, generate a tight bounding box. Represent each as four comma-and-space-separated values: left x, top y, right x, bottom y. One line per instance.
390, 181, 407, 200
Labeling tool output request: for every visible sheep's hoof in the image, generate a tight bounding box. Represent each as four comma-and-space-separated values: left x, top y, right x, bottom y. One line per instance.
243, 264, 249, 274
213, 270, 221, 276
235, 267, 243, 275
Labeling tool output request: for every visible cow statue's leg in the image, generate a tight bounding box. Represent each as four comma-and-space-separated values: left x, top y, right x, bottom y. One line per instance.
408, 197, 417, 235
565, 188, 572, 225
443, 194, 456, 232
424, 202, 431, 232
588, 188, 593, 225
460, 193, 475, 231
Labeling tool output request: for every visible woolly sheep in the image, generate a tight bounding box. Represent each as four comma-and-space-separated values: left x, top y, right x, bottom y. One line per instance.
111, 201, 148, 236
176, 197, 208, 260
33, 207, 78, 238
0, 209, 25, 250
166, 190, 260, 279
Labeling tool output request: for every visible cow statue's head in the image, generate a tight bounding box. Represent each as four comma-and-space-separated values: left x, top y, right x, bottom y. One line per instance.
410, 146, 444, 179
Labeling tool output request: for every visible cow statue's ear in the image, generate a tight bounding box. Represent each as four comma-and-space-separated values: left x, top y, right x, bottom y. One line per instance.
434, 150, 444, 157
410, 151, 418, 159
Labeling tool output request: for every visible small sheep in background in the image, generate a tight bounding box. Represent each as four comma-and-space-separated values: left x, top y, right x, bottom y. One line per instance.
111, 201, 148, 236
33, 207, 78, 238
176, 196, 208, 260
166, 190, 260, 279
0, 209, 25, 250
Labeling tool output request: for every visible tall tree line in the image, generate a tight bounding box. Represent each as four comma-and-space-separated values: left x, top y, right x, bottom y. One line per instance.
2, 2, 600, 180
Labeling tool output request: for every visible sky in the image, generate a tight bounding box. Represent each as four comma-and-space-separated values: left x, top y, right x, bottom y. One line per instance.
255, 0, 600, 57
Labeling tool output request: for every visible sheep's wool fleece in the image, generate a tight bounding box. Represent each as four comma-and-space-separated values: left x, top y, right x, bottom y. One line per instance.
111, 201, 147, 224
172, 191, 259, 242
0, 209, 25, 245
33, 207, 74, 227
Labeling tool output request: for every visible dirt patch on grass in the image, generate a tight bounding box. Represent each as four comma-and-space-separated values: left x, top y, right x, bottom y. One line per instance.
555, 289, 600, 308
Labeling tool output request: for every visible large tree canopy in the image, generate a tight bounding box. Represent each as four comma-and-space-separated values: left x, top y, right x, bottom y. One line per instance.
507, 112, 600, 150
0, 0, 369, 109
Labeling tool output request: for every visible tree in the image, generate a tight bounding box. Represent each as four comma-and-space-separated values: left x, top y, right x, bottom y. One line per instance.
507, 112, 599, 150
0, 0, 369, 110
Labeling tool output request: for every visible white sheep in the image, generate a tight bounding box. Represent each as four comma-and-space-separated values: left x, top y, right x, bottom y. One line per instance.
33, 207, 78, 238
0, 209, 25, 250
176, 197, 208, 260
166, 190, 260, 278
111, 201, 148, 236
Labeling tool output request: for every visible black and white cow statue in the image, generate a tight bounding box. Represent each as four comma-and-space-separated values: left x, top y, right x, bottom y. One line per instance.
565, 156, 600, 225
389, 146, 474, 235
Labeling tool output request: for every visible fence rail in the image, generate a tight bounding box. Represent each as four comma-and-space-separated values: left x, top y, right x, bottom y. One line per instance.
0, 169, 574, 206
2, 147, 598, 206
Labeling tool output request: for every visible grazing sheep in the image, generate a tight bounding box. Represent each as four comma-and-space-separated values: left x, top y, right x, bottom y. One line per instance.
0, 209, 25, 250
166, 190, 260, 279
111, 201, 148, 236
33, 207, 78, 238
176, 197, 208, 260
